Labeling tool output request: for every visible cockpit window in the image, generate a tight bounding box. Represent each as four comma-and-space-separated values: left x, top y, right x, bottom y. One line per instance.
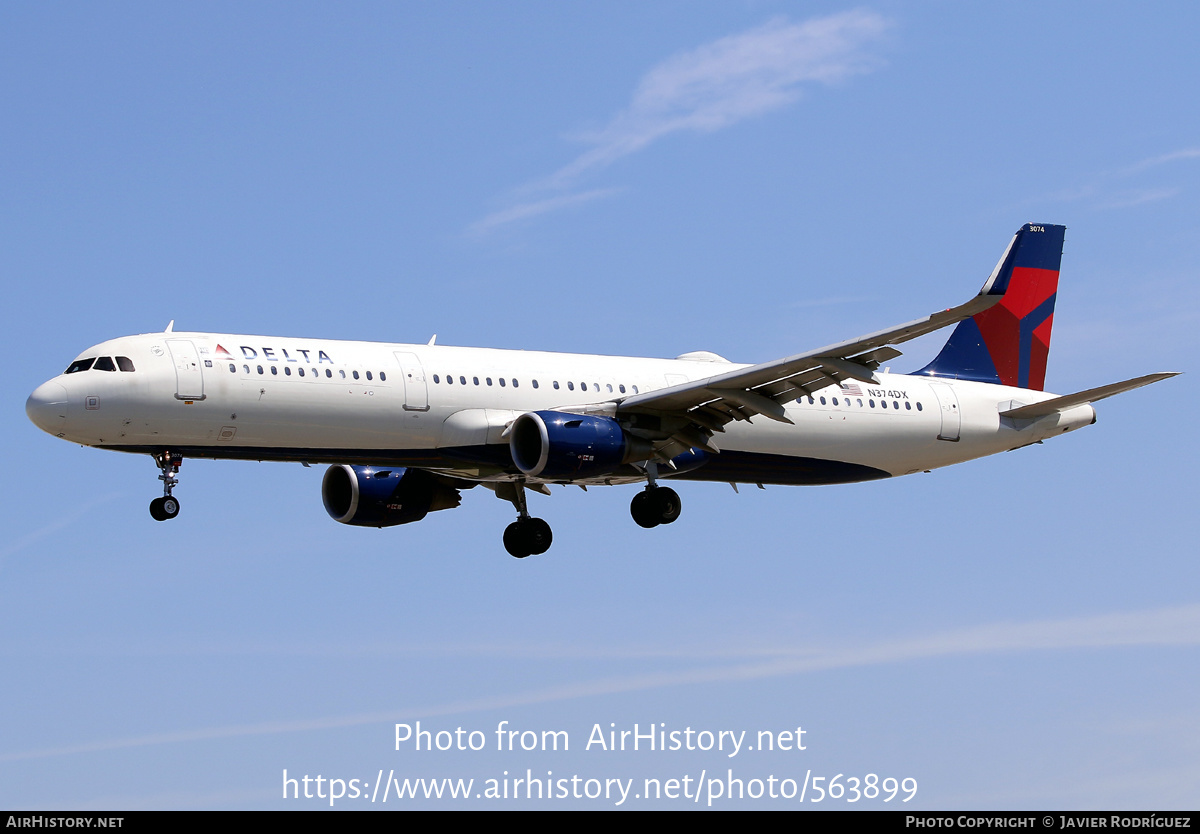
65, 358, 95, 374
116, 356, 135, 372
93, 356, 116, 372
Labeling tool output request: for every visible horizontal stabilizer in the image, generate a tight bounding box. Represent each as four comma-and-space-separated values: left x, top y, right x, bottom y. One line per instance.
1000, 373, 1180, 419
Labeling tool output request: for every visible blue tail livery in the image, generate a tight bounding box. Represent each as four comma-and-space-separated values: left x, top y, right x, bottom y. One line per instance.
918, 223, 1065, 391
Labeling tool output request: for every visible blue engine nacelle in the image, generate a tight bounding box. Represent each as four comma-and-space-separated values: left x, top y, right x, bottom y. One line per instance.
322, 465, 461, 527
509, 410, 640, 480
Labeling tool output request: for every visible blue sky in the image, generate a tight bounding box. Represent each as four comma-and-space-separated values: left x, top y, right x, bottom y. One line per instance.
2, 2, 1198, 809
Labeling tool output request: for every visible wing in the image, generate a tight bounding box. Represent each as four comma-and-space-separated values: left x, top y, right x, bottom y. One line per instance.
613, 235, 1026, 461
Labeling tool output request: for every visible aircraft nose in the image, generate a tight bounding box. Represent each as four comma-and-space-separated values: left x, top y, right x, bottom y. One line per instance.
26, 381, 69, 435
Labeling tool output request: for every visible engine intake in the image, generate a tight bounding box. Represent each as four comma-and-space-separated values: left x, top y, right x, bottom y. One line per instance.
322, 465, 460, 527
510, 410, 645, 480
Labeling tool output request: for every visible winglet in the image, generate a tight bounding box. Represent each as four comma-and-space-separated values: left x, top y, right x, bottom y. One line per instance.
165, 320, 175, 333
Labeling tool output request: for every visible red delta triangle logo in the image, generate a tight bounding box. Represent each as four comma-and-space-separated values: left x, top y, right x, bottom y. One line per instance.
214, 344, 235, 358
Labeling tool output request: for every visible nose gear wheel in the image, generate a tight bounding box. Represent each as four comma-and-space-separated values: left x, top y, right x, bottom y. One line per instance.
149, 452, 182, 521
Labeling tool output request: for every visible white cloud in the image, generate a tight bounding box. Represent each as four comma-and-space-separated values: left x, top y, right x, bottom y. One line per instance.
1094, 186, 1182, 210
1037, 146, 1200, 210
550, 11, 890, 187
5, 603, 1197, 762
469, 188, 622, 235
475, 11, 890, 231
1121, 147, 1200, 175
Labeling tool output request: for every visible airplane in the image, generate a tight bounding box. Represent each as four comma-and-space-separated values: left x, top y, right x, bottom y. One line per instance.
26, 223, 1177, 558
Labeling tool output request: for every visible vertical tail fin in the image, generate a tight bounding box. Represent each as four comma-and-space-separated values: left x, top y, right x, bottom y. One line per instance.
917, 223, 1065, 391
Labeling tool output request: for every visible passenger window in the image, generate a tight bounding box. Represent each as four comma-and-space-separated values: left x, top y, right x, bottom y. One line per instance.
869, 399, 875, 407
285, 366, 292, 376
116, 356, 136, 372
619, 384, 626, 393
607, 384, 613, 392
905, 401, 911, 410
257, 365, 264, 374
433, 374, 440, 383
446, 374, 453, 384
339, 370, 346, 379
554, 381, 560, 390
512, 379, 518, 388
353, 371, 360, 380
832, 397, 839, 406
229, 363, 236, 373
271, 366, 278, 375
473, 377, 479, 385
366, 371, 372, 381
459, 376, 465, 385
916, 402, 923, 411
857, 398, 863, 407
632, 385, 639, 394
299, 367, 306, 377
820, 397, 827, 405
568, 382, 574, 391
486, 377, 493, 386
532, 380, 539, 389
499, 378, 506, 387
326, 369, 332, 378
380, 372, 386, 381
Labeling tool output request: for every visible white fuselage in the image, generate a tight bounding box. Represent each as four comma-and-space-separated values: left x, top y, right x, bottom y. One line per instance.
27, 331, 1096, 487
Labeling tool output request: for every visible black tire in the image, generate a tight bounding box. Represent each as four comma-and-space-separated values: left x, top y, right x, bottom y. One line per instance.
161, 496, 180, 519
503, 521, 531, 558
525, 518, 553, 555
149, 497, 167, 521
651, 487, 681, 525
630, 490, 659, 528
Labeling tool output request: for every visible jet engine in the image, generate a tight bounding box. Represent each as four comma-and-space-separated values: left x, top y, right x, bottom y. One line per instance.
322, 465, 461, 527
509, 410, 648, 480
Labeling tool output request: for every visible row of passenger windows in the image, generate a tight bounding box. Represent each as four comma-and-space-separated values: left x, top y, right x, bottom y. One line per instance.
799, 394, 922, 411
65, 356, 136, 374
432, 374, 640, 395
228, 363, 386, 381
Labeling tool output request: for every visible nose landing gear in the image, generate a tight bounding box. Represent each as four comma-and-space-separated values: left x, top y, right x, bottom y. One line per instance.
149, 452, 182, 521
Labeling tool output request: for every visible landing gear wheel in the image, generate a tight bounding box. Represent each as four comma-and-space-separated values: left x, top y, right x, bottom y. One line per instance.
504, 517, 553, 558
150, 495, 181, 521
525, 517, 553, 555
631, 486, 682, 528
630, 490, 659, 528
650, 486, 681, 525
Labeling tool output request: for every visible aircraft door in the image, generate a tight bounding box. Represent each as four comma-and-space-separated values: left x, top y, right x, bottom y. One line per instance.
394, 351, 429, 411
166, 339, 206, 400
929, 383, 960, 442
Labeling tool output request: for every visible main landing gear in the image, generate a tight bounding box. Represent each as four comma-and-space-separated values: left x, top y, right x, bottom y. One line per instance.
630, 485, 681, 528
149, 452, 182, 521
629, 460, 681, 528
502, 481, 552, 559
